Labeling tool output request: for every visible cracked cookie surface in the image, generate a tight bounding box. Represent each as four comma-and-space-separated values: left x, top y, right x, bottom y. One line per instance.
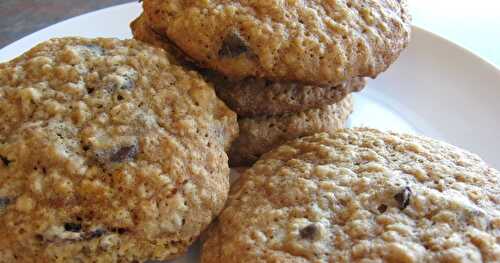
0, 37, 238, 262
203, 129, 500, 263
143, 0, 411, 84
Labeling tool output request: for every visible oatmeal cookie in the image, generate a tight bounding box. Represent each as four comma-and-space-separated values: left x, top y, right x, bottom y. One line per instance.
202, 129, 500, 262
143, 0, 411, 84
0, 37, 238, 262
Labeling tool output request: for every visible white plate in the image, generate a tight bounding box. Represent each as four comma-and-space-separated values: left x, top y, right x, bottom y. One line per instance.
1, 3, 499, 262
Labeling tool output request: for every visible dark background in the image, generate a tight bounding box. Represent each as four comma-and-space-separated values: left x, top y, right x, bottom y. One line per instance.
0, 0, 133, 48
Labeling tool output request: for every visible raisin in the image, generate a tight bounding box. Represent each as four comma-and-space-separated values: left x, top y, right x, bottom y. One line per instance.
218, 32, 249, 58
394, 187, 412, 210
64, 223, 82, 232
299, 224, 317, 239
110, 144, 138, 163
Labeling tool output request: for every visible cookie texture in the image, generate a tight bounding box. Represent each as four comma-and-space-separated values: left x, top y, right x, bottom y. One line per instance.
143, 0, 411, 84
211, 74, 365, 117
130, 14, 192, 68
202, 129, 500, 263
0, 37, 238, 262
229, 95, 353, 166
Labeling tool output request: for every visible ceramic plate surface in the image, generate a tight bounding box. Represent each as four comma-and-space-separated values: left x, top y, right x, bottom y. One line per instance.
1, 3, 499, 262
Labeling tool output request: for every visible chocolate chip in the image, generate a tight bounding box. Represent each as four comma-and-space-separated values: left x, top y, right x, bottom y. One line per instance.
377, 204, 388, 213
110, 144, 138, 163
0, 155, 11, 166
35, 234, 44, 241
85, 228, 106, 239
64, 223, 82, 232
218, 32, 249, 58
299, 224, 317, 239
394, 187, 411, 210
111, 227, 128, 234
0, 197, 11, 209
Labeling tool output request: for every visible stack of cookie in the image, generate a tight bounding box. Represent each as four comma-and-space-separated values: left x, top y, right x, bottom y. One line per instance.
2, 2, 500, 263
131, 0, 411, 166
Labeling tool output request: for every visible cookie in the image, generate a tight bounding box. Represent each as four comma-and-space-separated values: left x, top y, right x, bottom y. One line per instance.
130, 14, 192, 67
211, 73, 365, 117
229, 96, 353, 166
202, 129, 500, 263
0, 37, 238, 262
143, 0, 411, 84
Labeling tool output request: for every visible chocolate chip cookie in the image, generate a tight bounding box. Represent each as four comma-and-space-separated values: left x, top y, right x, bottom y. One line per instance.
202, 129, 500, 262
0, 37, 238, 262
229, 95, 353, 166
143, 0, 411, 84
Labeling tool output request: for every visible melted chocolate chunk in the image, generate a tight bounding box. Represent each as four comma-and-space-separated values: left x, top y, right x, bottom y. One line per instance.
0, 197, 11, 209
219, 32, 249, 58
0, 155, 11, 166
394, 187, 412, 210
111, 227, 128, 234
110, 144, 138, 163
85, 228, 106, 239
299, 224, 317, 239
377, 204, 388, 213
64, 223, 82, 232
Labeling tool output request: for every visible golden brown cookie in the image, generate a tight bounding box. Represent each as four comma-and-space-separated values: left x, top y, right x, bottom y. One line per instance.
229, 95, 353, 166
143, 0, 411, 84
0, 37, 238, 262
202, 129, 500, 263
